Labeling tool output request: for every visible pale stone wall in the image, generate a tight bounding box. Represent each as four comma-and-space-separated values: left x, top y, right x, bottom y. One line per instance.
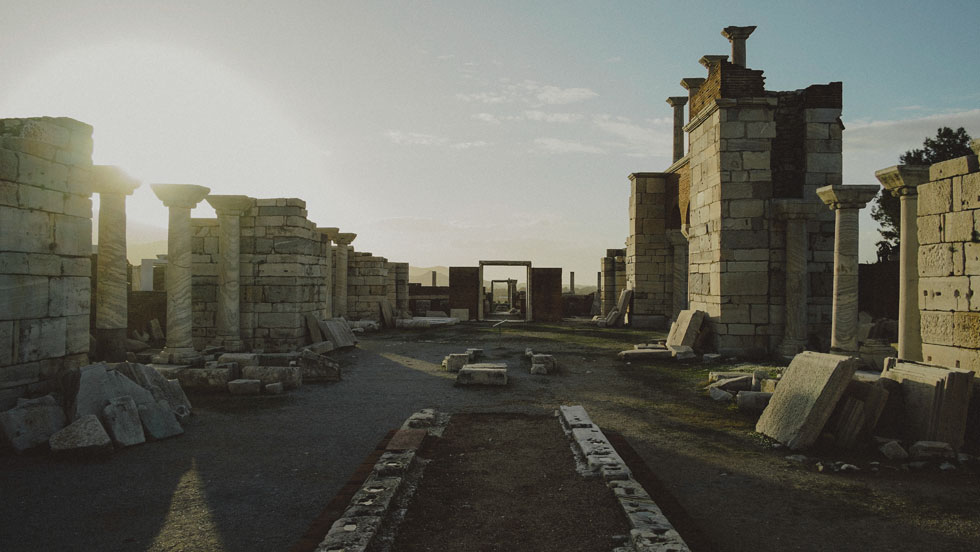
917, 154, 980, 371
347, 252, 389, 321
0, 117, 94, 408
626, 174, 670, 328
190, 218, 220, 348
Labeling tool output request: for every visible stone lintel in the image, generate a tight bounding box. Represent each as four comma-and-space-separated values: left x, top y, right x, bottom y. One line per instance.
319, 227, 340, 240
698, 55, 729, 69
772, 199, 822, 220
629, 172, 670, 181
335, 232, 357, 245
721, 25, 757, 41
151, 183, 211, 208
875, 165, 930, 196
90, 165, 140, 196
680, 77, 706, 92
206, 194, 253, 215
666, 96, 688, 107
816, 185, 879, 210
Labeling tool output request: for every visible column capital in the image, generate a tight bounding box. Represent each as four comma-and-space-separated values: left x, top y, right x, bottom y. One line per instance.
698, 55, 728, 69
90, 165, 140, 196
721, 25, 757, 41
773, 199, 822, 220
816, 184, 878, 210
206, 194, 253, 216
875, 164, 930, 198
680, 77, 705, 92
335, 232, 357, 246
666, 96, 688, 108
319, 227, 340, 241
151, 183, 211, 208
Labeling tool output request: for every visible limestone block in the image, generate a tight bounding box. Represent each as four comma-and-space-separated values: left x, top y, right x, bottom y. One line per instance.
48, 276, 90, 317
918, 276, 971, 311
101, 396, 146, 447
228, 379, 262, 395
710, 375, 752, 392
805, 108, 840, 123
910, 440, 957, 459
921, 343, 980, 373
953, 312, 980, 348
51, 214, 91, 256
944, 210, 975, 242
879, 440, 908, 460
48, 414, 112, 455
737, 391, 773, 413
0, 275, 49, 320
929, 155, 978, 181
17, 152, 69, 190
530, 354, 557, 375
756, 351, 860, 450
956, 172, 980, 210
920, 311, 955, 346
918, 180, 952, 216
241, 365, 302, 389
617, 348, 672, 361
137, 399, 184, 440
15, 317, 67, 364
919, 243, 964, 277
666, 310, 706, 348
806, 153, 841, 174
298, 350, 340, 382
443, 353, 469, 373
455, 364, 508, 386
965, 243, 980, 275
0, 395, 66, 452
173, 368, 233, 391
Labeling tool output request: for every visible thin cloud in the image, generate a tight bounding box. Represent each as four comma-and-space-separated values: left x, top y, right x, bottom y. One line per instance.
456, 80, 598, 107
534, 85, 597, 105
524, 110, 582, 123
472, 112, 501, 124
534, 137, 605, 155
385, 130, 448, 146
451, 140, 490, 150
592, 114, 671, 154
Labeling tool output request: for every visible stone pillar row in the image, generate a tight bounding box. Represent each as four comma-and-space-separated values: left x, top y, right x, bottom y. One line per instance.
817, 185, 879, 355
206, 195, 253, 353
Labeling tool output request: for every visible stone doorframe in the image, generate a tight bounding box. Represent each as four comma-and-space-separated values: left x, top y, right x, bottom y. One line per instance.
477, 261, 533, 321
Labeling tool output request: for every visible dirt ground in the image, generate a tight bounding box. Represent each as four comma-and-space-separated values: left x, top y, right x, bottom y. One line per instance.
393, 413, 630, 551
1, 320, 979, 551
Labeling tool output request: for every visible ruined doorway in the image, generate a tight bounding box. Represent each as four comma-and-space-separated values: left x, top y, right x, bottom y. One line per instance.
478, 261, 532, 321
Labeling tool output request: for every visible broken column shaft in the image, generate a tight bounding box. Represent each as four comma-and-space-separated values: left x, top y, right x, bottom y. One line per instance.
151, 183, 211, 364
206, 194, 253, 352
91, 166, 140, 361
721, 25, 757, 67
817, 185, 879, 355
875, 165, 930, 361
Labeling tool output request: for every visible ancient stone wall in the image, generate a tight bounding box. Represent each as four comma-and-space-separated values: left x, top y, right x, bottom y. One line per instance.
347, 252, 389, 322
625, 173, 671, 328
0, 117, 94, 408
917, 154, 980, 371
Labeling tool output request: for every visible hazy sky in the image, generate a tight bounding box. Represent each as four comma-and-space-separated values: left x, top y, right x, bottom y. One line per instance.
2, 1, 978, 283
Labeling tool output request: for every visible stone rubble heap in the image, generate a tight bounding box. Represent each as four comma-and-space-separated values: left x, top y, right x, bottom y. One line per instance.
617, 309, 707, 362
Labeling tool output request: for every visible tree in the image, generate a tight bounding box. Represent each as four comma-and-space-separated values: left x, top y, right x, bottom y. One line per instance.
871, 126, 973, 261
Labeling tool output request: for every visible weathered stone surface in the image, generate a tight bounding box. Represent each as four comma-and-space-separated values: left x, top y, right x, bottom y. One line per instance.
878, 440, 908, 460
708, 387, 733, 402
241, 365, 302, 389
618, 348, 673, 362
465, 348, 483, 361
113, 362, 192, 420
736, 391, 773, 412
172, 367, 233, 391
530, 354, 557, 375
666, 310, 706, 348
318, 318, 356, 348
315, 516, 380, 552
443, 353, 469, 373
710, 375, 752, 392
217, 353, 259, 367
559, 405, 594, 429
668, 345, 696, 360
49, 414, 112, 455
298, 350, 340, 382
756, 351, 861, 450
138, 400, 184, 440
881, 359, 974, 448
910, 440, 956, 460
0, 395, 66, 452
456, 364, 508, 386
71, 364, 156, 421
101, 396, 146, 447
264, 382, 284, 394
228, 379, 262, 395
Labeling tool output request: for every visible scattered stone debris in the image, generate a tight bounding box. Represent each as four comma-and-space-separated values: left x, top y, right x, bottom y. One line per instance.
881, 358, 974, 448
708, 387, 733, 402
909, 440, 956, 460
101, 396, 146, 447
48, 414, 113, 456
0, 396, 67, 453
442, 353, 470, 373
530, 354, 558, 375
736, 391, 773, 413
878, 440, 909, 460
617, 309, 710, 363
228, 379, 263, 395
455, 363, 508, 386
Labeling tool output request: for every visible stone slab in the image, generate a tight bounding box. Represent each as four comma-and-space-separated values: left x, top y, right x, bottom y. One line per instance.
138, 400, 184, 440
318, 318, 356, 348
172, 367, 234, 391
113, 362, 192, 420
0, 395, 66, 452
530, 354, 557, 375
736, 391, 773, 413
666, 310, 706, 349
241, 365, 302, 389
217, 353, 259, 367
228, 379, 262, 395
456, 364, 508, 386
709, 375, 753, 392
443, 353, 470, 373
756, 351, 861, 450
298, 350, 341, 382
71, 364, 156, 421
559, 405, 595, 429
385, 428, 427, 451
101, 396, 146, 447
880, 358, 974, 448
49, 414, 112, 455
618, 349, 673, 362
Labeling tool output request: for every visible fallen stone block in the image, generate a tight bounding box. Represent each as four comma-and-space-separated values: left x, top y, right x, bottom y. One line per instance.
173, 367, 234, 391
756, 352, 861, 450
668, 345, 696, 360
425, 310, 448, 318
708, 387, 733, 402
138, 400, 184, 440
708, 371, 754, 383
303, 340, 336, 355
466, 348, 483, 361
666, 309, 707, 349
752, 370, 769, 391
265, 382, 284, 394
604, 308, 620, 328
0, 395, 66, 453
318, 319, 356, 348
878, 440, 908, 460
760, 378, 779, 393
829, 379, 891, 449
316, 516, 381, 552
702, 353, 723, 363
242, 365, 302, 389
71, 364, 157, 421
256, 352, 300, 367
559, 405, 594, 429
101, 396, 146, 447
165, 379, 192, 423
217, 352, 259, 368
373, 451, 416, 477
443, 353, 470, 373
126, 339, 149, 352
634, 343, 667, 350
298, 350, 341, 382
228, 379, 262, 395
456, 364, 508, 386
530, 354, 557, 375
881, 358, 974, 448
710, 376, 753, 392
49, 414, 113, 455
910, 440, 956, 460
113, 362, 192, 420
402, 408, 436, 429
737, 391, 773, 413
386, 428, 427, 451
617, 349, 672, 362
346, 476, 402, 518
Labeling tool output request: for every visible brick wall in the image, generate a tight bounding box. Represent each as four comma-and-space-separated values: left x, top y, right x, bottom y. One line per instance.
917, 154, 980, 371
0, 117, 93, 408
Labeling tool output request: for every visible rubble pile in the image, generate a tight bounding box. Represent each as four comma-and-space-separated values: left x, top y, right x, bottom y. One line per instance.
617, 309, 708, 362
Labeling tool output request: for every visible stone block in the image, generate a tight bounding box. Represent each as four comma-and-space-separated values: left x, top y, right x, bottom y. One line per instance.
47, 276, 90, 317
919, 276, 971, 311
710, 375, 752, 392
228, 379, 262, 395
920, 311, 955, 346
756, 351, 860, 450
737, 391, 773, 413
881, 358, 974, 448
944, 210, 975, 242
910, 440, 956, 459
666, 309, 706, 348
241, 365, 302, 389
298, 350, 340, 382
878, 440, 908, 460
15, 317, 67, 363
918, 179, 952, 216
265, 382, 284, 394
806, 153, 841, 173
72, 364, 157, 421
456, 364, 508, 386
443, 353, 470, 373
172, 367, 233, 391
530, 354, 557, 375
956, 171, 980, 210
929, 155, 978, 181
918, 243, 962, 277
0, 395, 66, 453
917, 214, 943, 245
953, 312, 980, 348
617, 348, 672, 362
449, 308, 469, 320
0, 275, 49, 320
101, 396, 146, 447
48, 414, 112, 455
137, 399, 184, 440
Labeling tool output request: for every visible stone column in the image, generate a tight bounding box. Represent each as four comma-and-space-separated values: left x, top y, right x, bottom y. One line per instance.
151, 183, 211, 364
569, 272, 575, 294
774, 200, 821, 357
875, 165, 930, 361
206, 195, 252, 352
317, 227, 337, 319
817, 185, 879, 355
431, 270, 437, 287
699, 55, 728, 70
332, 232, 356, 317
91, 166, 140, 361
667, 229, 689, 319
666, 97, 688, 162
721, 25, 757, 67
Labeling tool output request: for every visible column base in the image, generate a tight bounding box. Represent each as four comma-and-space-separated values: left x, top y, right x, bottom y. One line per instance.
94, 328, 128, 362
210, 337, 244, 353
152, 347, 203, 366
775, 338, 806, 360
